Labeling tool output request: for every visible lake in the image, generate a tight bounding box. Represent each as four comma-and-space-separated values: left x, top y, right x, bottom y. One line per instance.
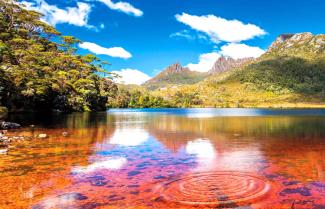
1, 108, 325, 208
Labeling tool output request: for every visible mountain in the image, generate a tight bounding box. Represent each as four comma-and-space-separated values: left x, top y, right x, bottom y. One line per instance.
209, 56, 254, 74
236, 32, 325, 96
143, 62, 208, 90
155, 32, 325, 108
266, 32, 325, 57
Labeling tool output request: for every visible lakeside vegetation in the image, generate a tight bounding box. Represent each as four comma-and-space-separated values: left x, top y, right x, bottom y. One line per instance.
0, 0, 169, 112
0, 106, 7, 119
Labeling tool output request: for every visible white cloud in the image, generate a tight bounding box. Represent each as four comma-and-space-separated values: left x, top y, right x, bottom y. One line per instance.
170, 30, 209, 42
79, 42, 132, 59
20, 0, 92, 27
170, 30, 195, 41
112, 69, 151, 85
98, 0, 143, 17
187, 52, 221, 72
187, 44, 265, 72
175, 13, 266, 43
220, 43, 265, 59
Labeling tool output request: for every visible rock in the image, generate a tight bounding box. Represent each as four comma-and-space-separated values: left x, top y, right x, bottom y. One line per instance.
0, 149, 8, 155
38, 134, 47, 139
0, 121, 21, 130
62, 132, 69, 137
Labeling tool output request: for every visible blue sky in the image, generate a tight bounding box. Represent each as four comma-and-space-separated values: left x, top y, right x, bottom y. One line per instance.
21, 0, 325, 84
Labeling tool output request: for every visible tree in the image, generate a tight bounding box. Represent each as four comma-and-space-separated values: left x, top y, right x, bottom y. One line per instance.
0, 0, 118, 112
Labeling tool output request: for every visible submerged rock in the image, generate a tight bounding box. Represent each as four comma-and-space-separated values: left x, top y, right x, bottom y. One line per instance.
38, 134, 48, 139
0, 121, 21, 130
0, 148, 8, 155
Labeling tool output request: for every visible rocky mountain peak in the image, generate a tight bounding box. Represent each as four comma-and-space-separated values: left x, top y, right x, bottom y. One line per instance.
144, 62, 191, 85
164, 62, 190, 74
209, 56, 254, 74
267, 32, 324, 53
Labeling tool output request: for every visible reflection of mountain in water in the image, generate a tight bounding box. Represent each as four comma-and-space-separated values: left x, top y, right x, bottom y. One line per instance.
147, 115, 325, 140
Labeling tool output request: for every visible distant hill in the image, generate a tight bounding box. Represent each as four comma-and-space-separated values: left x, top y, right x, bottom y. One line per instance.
209, 56, 254, 74
154, 33, 325, 108
233, 32, 325, 96
143, 62, 208, 90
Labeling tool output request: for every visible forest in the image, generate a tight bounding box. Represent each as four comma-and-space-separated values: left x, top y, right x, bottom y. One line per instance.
0, 0, 168, 112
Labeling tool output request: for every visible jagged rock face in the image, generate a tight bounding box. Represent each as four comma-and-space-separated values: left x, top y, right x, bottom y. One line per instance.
145, 62, 191, 84
269, 34, 295, 50
161, 62, 190, 75
267, 32, 325, 54
143, 62, 208, 90
209, 56, 254, 74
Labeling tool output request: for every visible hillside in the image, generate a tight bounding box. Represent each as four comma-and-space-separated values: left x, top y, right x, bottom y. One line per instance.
153, 33, 325, 108
232, 32, 325, 96
143, 63, 208, 90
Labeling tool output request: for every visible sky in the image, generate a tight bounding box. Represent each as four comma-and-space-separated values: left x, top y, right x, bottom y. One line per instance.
20, 0, 325, 85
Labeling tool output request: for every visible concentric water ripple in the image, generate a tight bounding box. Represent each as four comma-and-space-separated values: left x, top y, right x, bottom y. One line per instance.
158, 171, 271, 206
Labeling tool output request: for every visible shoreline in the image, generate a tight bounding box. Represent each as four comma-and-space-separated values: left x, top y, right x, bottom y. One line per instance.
2, 105, 325, 116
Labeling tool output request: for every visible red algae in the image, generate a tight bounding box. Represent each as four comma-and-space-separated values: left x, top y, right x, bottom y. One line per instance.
0, 113, 324, 208
157, 171, 272, 207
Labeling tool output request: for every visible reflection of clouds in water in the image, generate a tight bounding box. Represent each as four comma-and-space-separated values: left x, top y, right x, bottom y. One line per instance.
219, 149, 264, 171
72, 157, 127, 173
185, 108, 270, 118
186, 113, 217, 118
186, 139, 216, 158
186, 139, 217, 171
39, 193, 85, 209
114, 121, 146, 124
110, 128, 149, 146
185, 139, 264, 172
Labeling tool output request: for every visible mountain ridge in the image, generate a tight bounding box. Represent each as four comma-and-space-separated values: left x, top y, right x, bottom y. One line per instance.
151, 32, 325, 108
144, 56, 256, 90
209, 56, 254, 74
143, 62, 208, 90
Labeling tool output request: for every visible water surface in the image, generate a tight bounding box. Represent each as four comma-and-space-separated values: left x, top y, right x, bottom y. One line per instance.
1, 109, 325, 208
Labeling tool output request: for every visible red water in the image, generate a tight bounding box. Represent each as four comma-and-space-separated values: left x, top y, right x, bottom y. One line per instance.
0, 113, 324, 208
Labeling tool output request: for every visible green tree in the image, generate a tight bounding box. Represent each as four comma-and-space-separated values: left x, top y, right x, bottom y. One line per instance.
0, 0, 118, 112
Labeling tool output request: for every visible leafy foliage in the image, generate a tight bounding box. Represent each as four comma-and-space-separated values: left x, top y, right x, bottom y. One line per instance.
0, 106, 7, 118
234, 56, 325, 95
107, 85, 170, 108
0, 0, 118, 112
144, 71, 208, 90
